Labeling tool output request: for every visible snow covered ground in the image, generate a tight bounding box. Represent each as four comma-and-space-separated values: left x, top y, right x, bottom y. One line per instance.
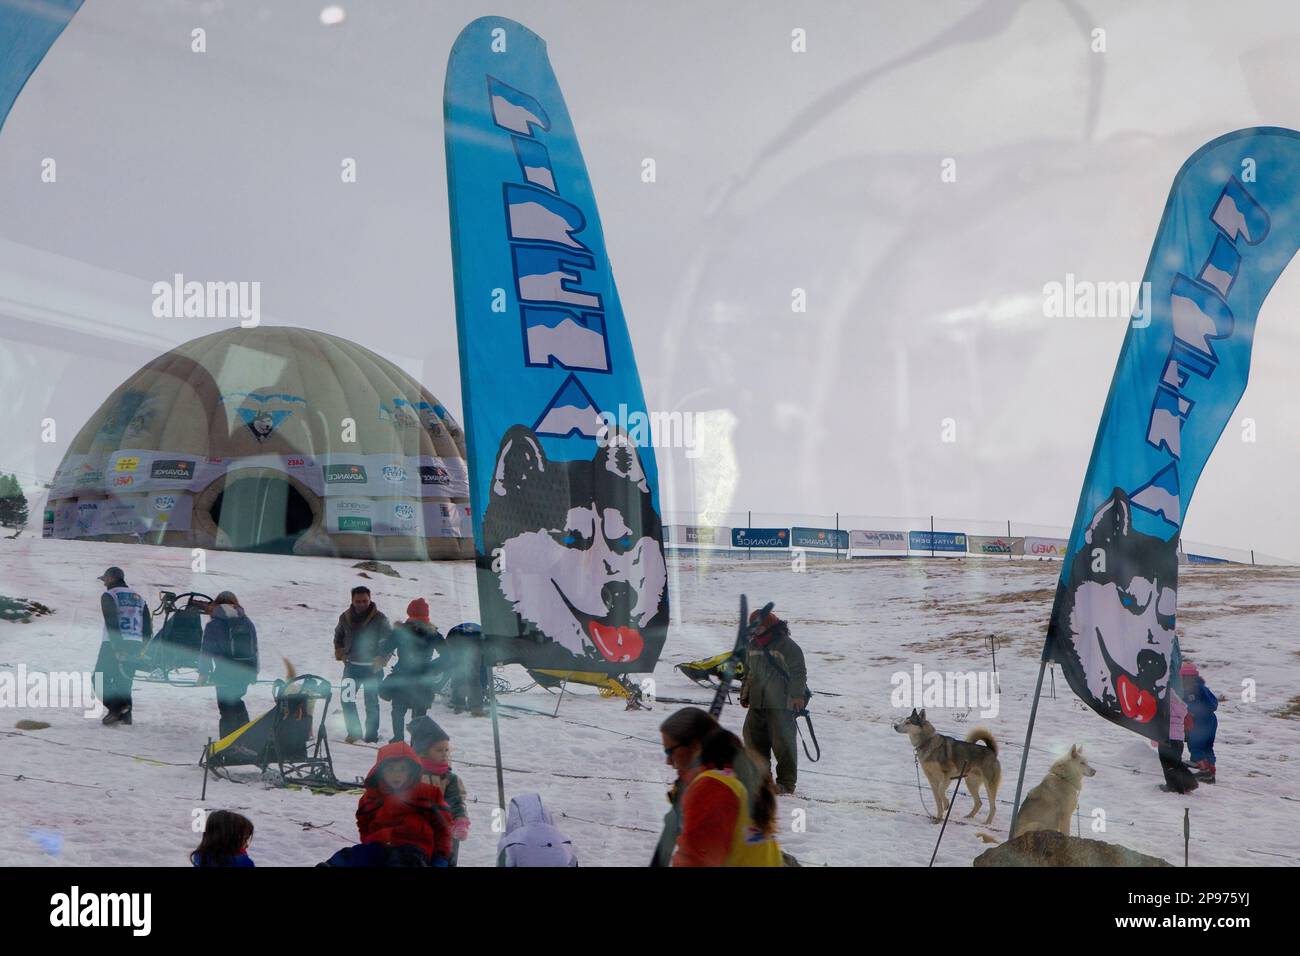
1, 536, 1297, 867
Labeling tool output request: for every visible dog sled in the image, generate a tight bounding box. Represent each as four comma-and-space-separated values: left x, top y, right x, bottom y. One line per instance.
136, 590, 211, 685
200, 674, 353, 794
676, 651, 746, 687
527, 668, 649, 709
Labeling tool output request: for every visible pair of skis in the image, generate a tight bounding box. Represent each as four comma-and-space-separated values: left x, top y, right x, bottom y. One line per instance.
709, 595, 774, 718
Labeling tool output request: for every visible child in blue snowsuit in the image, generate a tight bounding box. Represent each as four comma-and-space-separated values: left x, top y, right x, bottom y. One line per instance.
1180, 661, 1217, 782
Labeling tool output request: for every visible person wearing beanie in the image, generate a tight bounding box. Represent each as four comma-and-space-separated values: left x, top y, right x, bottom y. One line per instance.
1180, 661, 1218, 782
408, 715, 471, 866
94, 566, 152, 726
379, 599, 445, 743
739, 608, 808, 794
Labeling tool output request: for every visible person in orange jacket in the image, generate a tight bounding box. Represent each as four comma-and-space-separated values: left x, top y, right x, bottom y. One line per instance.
672, 728, 782, 867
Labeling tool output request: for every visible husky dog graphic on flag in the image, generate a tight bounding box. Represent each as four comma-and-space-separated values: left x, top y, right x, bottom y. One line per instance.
1046, 128, 1300, 741
444, 17, 668, 673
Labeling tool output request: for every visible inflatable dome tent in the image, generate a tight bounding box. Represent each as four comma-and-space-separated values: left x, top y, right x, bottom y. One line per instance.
45, 327, 473, 560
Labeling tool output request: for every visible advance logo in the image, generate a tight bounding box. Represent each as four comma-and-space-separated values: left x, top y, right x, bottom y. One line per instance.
732, 528, 790, 549
325, 464, 367, 484
50, 886, 151, 936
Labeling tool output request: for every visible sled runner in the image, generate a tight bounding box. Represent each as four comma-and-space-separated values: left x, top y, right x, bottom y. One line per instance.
136, 590, 211, 685
527, 668, 648, 708
200, 674, 348, 793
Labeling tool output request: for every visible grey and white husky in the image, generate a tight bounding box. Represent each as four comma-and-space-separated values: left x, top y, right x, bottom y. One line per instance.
893, 708, 1002, 824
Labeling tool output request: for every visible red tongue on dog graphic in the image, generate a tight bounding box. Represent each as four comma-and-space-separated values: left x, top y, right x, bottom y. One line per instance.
588, 621, 643, 663
1115, 673, 1157, 723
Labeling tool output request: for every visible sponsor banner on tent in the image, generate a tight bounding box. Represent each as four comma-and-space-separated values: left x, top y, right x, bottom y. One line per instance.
421, 501, 472, 538
211, 453, 322, 496
415, 456, 470, 499
317, 498, 476, 538
50, 454, 109, 499
326, 498, 376, 534
967, 534, 1024, 556
373, 500, 423, 536
319, 454, 468, 499
49, 493, 193, 538
49, 502, 87, 538
48, 450, 475, 501
791, 526, 849, 550
1186, 553, 1231, 565
1045, 129, 1300, 742
908, 530, 967, 553
104, 449, 221, 495
849, 529, 907, 551
445, 16, 668, 672
732, 528, 790, 548
1024, 536, 1069, 559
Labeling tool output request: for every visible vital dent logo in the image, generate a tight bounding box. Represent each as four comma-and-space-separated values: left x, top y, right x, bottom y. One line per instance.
488, 76, 613, 440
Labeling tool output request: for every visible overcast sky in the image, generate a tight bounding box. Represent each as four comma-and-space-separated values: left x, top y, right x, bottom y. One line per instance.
3, 0, 1300, 560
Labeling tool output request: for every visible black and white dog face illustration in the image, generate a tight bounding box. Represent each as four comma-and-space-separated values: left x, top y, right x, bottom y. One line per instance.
1049, 488, 1178, 733
481, 425, 668, 667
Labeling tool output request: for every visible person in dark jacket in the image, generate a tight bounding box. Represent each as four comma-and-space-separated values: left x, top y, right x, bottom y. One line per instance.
93, 566, 152, 726
333, 586, 393, 743
1181, 661, 1218, 782
380, 599, 444, 743
444, 621, 485, 716
409, 716, 471, 865
191, 810, 255, 867
739, 609, 808, 794
356, 742, 453, 865
199, 591, 259, 739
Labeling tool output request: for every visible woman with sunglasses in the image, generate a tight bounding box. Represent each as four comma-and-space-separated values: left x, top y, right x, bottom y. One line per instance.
651, 707, 717, 866
672, 728, 782, 867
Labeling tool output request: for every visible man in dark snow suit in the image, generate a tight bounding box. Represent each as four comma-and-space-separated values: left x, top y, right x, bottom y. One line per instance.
334, 586, 393, 742
740, 609, 808, 794
94, 566, 152, 725
199, 591, 259, 739
444, 622, 485, 716
379, 598, 444, 743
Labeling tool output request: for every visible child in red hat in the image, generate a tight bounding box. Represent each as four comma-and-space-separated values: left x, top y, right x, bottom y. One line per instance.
379, 598, 445, 743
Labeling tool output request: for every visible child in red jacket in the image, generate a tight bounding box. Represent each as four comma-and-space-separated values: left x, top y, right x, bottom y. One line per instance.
356, 742, 453, 865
